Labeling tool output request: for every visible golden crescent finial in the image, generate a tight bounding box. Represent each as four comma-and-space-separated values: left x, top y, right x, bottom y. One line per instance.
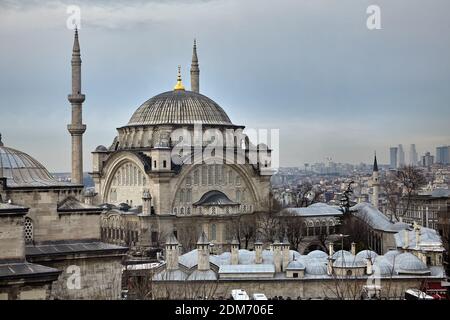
174, 65, 185, 90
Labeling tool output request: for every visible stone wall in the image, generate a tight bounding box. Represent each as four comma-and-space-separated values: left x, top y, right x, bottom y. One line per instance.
40, 255, 123, 300
6, 189, 100, 242
0, 215, 25, 260
152, 277, 424, 300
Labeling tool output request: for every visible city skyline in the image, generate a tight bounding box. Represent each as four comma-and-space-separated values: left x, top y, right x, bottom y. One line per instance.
1, 0, 450, 172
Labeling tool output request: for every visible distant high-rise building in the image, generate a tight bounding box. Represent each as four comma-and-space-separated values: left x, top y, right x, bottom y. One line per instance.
435, 146, 450, 164
422, 152, 434, 167
398, 144, 405, 167
409, 144, 418, 166
390, 147, 398, 169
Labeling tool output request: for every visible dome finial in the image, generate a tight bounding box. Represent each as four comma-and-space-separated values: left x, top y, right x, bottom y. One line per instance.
174, 65, 185, 91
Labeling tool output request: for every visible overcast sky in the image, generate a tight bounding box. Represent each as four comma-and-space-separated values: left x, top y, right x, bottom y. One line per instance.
1, 0, 449, 172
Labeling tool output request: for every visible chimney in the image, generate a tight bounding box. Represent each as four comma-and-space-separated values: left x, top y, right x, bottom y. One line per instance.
415, 227, 421, 249
142, 190, 152, 215
231, 237, 239, 265
328, 242, 334, 257
197, 231, 210, 271
351, 242, 356, 256
165, 232, 179, 270
282, 234, 290, 271
366, 258, 373, 275
403, 230, 409, 249
272, 240, 282, 273
254, 239, 263, 264
327, 257, 333, 276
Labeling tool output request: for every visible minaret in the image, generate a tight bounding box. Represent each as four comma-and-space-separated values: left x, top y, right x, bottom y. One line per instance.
372, 152, 380, 209
190, 39, 200, 93
67, 28, 86, 185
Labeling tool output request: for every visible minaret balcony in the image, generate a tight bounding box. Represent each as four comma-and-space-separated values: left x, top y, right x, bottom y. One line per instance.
67, 124, 86, 135
68, 93, 86, 103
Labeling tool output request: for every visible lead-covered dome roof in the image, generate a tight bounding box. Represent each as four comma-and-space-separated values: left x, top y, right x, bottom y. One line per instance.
0, 142, 73, 187
127, 90, 233, 126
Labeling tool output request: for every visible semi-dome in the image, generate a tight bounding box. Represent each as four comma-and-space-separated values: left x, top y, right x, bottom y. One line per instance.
0, 142, 73, 187
127, 90, 233, 126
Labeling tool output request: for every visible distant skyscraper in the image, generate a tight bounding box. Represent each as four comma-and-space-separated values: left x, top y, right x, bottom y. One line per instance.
422, 152, 434, 167
398, 144, 405, 167
436, 146, 450, 164
409, 144, 418, 166
390, 147, 398, 169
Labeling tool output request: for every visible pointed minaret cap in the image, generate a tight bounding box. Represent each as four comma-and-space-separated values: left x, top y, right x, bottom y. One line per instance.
165, 232, 179, 245
197, 231, 209, 245
72, 27, 80, 53
192, 39, 198, 63
373, 151, 379, 172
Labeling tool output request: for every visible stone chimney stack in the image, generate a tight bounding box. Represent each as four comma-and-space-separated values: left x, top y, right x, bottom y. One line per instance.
351, 242, 356, 256
415, 225, 421, 249
366, 258, 373, 275
67, 28, 86, 185
165, 232, 179, 270
254, 239, 263, 264
231, 237, 239, 265
403, 230, 409, 249
142, 190, 152, 215
272, 240, 282, 273
327, 257, 333, 276
197, 231, 210, 271
328, 242, 334, 257
281, 234, 290, 271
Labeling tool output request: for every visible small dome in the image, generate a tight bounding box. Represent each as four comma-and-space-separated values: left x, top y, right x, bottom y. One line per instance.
383, 250, 401, 263
95, 145, 108, 152
332, 250, 354, 260
396, 252, 429, 274
127, 90, 233, 126
0, 144, 72, 187
356, 250, 378, 261
238, 249, 254, 265
307, 250, 328, 259
333, 256, 366, 268
305, 258, 328, 275
373, 257, 394, 276
287, 260, 305, 270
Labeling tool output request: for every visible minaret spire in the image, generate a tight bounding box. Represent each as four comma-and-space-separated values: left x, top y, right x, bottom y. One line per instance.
371, 151, 380, 209
190, 39, 200, 93
67, 28, 86, 185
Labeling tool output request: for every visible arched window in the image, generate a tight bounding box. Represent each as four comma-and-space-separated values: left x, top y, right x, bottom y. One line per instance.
180, 207, 185, 215
173, 208, 178, 215
202, 166, 207, 185
235, 175, 241, 186
211, 207, 216, 215
24, 217, 33, 244
228, 170, 233, 184
133, 167, 137, 185
208, 165, 213, 185
180, 189, 185, 203
346, 270, 353, 276
187, 207, 191, 215
236, 190, 241, 202
194, 169, 199, 185
138, 171, 142, 185
211, 224, 217, 240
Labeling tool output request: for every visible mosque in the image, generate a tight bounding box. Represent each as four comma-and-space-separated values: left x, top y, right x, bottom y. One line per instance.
93, 40, 274, 252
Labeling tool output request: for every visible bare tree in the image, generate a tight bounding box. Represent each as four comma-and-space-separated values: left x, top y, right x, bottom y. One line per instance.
230, 215, 256, 249
256, 212, 281, 243
279, 209, 305, 250
382, 165, 426, 221
292, 182, 324, 207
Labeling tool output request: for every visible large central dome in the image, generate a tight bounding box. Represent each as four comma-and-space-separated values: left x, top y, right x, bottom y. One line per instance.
127, 90, 233, 126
